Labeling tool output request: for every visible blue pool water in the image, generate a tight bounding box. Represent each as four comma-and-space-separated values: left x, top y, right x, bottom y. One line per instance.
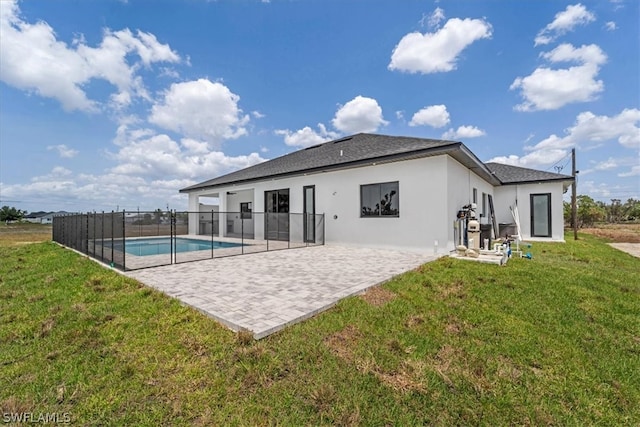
112, 237, 243, 256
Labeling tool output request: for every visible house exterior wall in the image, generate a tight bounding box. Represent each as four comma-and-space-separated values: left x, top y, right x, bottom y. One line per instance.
493, 182, 566, 241
185, 154, 566, 251
262, 155, 449, 252
445, 157, 495, 246
226, 190, 254, 235
188, 156, 471, 252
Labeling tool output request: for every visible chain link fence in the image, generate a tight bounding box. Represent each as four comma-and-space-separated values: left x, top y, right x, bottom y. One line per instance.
53, 211, 324, 271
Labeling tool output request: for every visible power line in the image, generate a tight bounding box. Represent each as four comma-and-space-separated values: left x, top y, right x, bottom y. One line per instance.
547, 153, 572, 173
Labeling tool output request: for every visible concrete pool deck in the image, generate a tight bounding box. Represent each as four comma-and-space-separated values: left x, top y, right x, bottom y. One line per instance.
126, 245, 437, 339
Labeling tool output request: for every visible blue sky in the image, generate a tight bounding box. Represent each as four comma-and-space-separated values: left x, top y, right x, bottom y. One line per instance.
1, 0, 638, 213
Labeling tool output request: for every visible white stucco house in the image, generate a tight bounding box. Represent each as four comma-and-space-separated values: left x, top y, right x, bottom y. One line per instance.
180, 133, 573, 253
24, 211, 66, 224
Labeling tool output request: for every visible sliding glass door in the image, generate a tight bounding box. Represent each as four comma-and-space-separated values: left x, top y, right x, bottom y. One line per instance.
265, 189, 289, 241
531, 193, 551, 237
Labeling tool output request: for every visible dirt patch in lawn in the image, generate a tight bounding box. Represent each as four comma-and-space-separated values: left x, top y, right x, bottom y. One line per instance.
581, 223, 640, 243
325, 325, 426, 393
324, 325, 362, 363
580, 224, 640, 256
359, 286, 396, 307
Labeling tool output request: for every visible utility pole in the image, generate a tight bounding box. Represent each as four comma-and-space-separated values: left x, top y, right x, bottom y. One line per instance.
571, 148, 578, 240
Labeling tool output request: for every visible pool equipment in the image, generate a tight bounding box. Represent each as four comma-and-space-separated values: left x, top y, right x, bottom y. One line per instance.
467, 219, 480, 251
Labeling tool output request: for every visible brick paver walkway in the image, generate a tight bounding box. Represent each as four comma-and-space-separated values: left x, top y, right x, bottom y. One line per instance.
126, 245, 437, 338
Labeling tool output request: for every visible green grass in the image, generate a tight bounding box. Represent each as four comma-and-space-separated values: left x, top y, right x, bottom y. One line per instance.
1, 231, 639, 425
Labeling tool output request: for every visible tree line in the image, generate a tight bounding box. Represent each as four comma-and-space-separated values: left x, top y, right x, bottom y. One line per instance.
0, 206, 26, 222
3, 198, 639, 227
564, 196, 640, 228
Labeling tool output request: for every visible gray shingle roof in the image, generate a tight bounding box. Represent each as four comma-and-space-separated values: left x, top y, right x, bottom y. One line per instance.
485, 162, 573, 184
181, 133, 496, 192
180, 133, 571, 193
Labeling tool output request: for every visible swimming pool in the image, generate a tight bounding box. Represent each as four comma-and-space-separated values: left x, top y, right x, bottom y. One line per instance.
105, 237, 244, 256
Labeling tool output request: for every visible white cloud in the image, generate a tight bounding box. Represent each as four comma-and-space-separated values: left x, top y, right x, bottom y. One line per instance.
427, 7, 445, 29
535, 3, 596, 46
510, 43, 607, 111
277, 95, 388, 147
251, 111, 266, 119
149, 79, 250, 144
609, 0, 625, 10
581, 157, 619, 176
579, 180, 613, 199
541, 43, 606, 64
180, 138, 210, 154
0, 124, 265, 210
389, 16, 492, 74
109, 125, 264, 181
442, 125, 486, 140
332, 96, 388, 134
489, 109, 640, 169
48, 166, 73, 177
619, 165, 640, 177
605, 21, 617, 31
488, 150, 568, 169
159, 67, 180, 79
577, 180, 638, 201
47, 144, 79, 158
0, 0, 180, 112
275, 124, 338, 148
409, 105, 450, 128
0, 167, 191, 211
530, 109, 640, 152
594, 158, 618, 170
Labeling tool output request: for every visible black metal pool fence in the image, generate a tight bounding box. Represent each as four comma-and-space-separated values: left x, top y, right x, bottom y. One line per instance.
52, 211, 325, 271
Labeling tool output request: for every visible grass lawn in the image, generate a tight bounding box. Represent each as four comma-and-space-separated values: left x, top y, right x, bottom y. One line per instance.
1, 223, 639, 425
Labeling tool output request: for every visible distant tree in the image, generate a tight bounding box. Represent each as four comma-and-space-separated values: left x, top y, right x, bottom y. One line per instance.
607, 199, 622, 223
622, 198, 640, 221
576, 195, 606, 228
565, 196, 640, 227
563, 201, 572, 226
0, 206, 25, 222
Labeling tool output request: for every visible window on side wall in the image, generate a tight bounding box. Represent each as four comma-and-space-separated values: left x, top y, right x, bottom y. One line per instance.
482, 192, 487, 218
361, 181, 399, 217
473, 188, 478, 205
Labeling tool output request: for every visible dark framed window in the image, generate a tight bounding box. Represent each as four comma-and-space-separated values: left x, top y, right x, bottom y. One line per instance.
482, 192, 487, 218
361, 181, 399, 217
473, 188, 478, 204
240, 202, 252, 219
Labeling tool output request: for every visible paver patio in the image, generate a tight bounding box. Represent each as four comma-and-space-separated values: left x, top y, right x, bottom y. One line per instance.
126, 245, 437, 338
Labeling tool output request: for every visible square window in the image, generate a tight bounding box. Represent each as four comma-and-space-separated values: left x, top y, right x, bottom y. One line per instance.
360, 182, 399, 217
